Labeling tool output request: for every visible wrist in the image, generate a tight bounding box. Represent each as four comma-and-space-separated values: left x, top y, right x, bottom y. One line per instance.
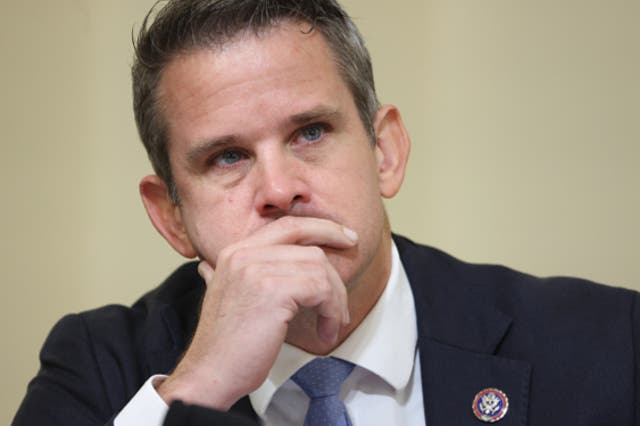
157, 367, 241, 411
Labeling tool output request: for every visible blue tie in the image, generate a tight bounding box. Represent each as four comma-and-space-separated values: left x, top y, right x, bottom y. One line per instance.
292, 357, 355, 426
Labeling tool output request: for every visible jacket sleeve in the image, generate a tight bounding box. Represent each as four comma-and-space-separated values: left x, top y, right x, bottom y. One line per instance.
163, 401, 258, 426
13, 314, 122, 425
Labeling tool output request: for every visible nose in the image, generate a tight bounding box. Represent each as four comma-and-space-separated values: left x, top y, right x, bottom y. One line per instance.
254, 151, 310, 217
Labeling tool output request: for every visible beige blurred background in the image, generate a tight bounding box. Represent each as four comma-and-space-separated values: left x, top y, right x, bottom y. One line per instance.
1, 0, 638, 422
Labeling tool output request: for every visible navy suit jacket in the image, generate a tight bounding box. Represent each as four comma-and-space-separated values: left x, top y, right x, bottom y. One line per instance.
14, 235, 640, 425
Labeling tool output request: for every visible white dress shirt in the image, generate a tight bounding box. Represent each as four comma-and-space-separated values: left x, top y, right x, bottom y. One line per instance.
115, 242, 425, 425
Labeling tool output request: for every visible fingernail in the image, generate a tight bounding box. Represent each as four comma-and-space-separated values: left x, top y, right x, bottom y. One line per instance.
343, 227, 358, 242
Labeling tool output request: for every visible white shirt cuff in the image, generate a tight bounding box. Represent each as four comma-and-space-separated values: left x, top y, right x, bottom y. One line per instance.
114, 375, 169, 426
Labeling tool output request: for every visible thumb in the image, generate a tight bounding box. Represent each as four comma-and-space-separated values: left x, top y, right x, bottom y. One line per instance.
197, 260, 215, 284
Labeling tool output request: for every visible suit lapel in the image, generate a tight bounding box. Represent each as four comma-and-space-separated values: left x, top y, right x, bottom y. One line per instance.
419, 339, 531, 425
395, 235, 531, 425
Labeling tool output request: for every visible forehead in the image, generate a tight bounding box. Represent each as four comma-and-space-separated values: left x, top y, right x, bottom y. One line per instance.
157, 22, 349, 125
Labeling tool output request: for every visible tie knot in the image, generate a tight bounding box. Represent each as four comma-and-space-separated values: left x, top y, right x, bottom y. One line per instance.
292, 357, 355, 399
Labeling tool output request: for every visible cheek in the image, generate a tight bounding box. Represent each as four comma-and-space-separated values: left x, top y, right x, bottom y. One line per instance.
185, 191, 259, 262
190, 218, 239, 265
339, 161, 380, 205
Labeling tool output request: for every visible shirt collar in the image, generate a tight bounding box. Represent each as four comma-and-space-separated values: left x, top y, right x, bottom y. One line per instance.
249, 241, 417, 416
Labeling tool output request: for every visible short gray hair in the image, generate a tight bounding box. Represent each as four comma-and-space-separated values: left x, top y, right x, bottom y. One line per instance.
132, 0, 379, 201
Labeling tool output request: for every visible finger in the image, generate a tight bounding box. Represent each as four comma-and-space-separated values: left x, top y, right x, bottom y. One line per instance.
233, 244, 350, 341
274, 254, 348, 343
197, 260, 215, 283
315, 263, 350, 343
317, 315, 341, 345
224, 244, 341, 268
233, 216, 358, 251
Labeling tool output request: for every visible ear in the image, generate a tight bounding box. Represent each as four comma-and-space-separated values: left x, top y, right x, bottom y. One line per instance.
139, 175, 197, 258
373, 105, 411, 198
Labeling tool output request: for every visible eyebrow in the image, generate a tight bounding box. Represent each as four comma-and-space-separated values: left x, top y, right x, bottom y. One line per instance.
184, 105, 342, 166
289, 105, 341, 125
186, 136, 235, 166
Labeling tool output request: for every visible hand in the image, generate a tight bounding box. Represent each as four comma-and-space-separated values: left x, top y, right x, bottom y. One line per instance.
157, 216, 357, 410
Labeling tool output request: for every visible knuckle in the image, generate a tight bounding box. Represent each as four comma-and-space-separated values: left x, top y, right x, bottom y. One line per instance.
258, 276, 280, 294
226, 247, 250, 270
312, 274, 332, 299
306, 246, 326, 262
217, 246, 234, 265
236, 262, 256, 283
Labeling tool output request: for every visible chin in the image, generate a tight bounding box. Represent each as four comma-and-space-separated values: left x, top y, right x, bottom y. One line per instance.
321, 245, 363, 286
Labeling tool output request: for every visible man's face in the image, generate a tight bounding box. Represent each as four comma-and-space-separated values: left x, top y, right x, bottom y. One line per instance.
155, 22, 392, 287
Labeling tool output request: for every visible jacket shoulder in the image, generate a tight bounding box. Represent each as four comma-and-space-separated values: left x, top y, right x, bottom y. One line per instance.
394, 233, 637, 314
14, 262, 203, 425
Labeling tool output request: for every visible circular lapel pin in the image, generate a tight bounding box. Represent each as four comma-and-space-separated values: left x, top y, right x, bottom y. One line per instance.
472, 388, 509, 423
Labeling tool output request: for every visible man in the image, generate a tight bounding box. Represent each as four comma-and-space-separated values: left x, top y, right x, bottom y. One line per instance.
14, 0, 639, 425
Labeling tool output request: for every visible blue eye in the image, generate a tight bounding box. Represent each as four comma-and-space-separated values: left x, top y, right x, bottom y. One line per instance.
213, 149, 244, 166
300, 124, 324, 143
